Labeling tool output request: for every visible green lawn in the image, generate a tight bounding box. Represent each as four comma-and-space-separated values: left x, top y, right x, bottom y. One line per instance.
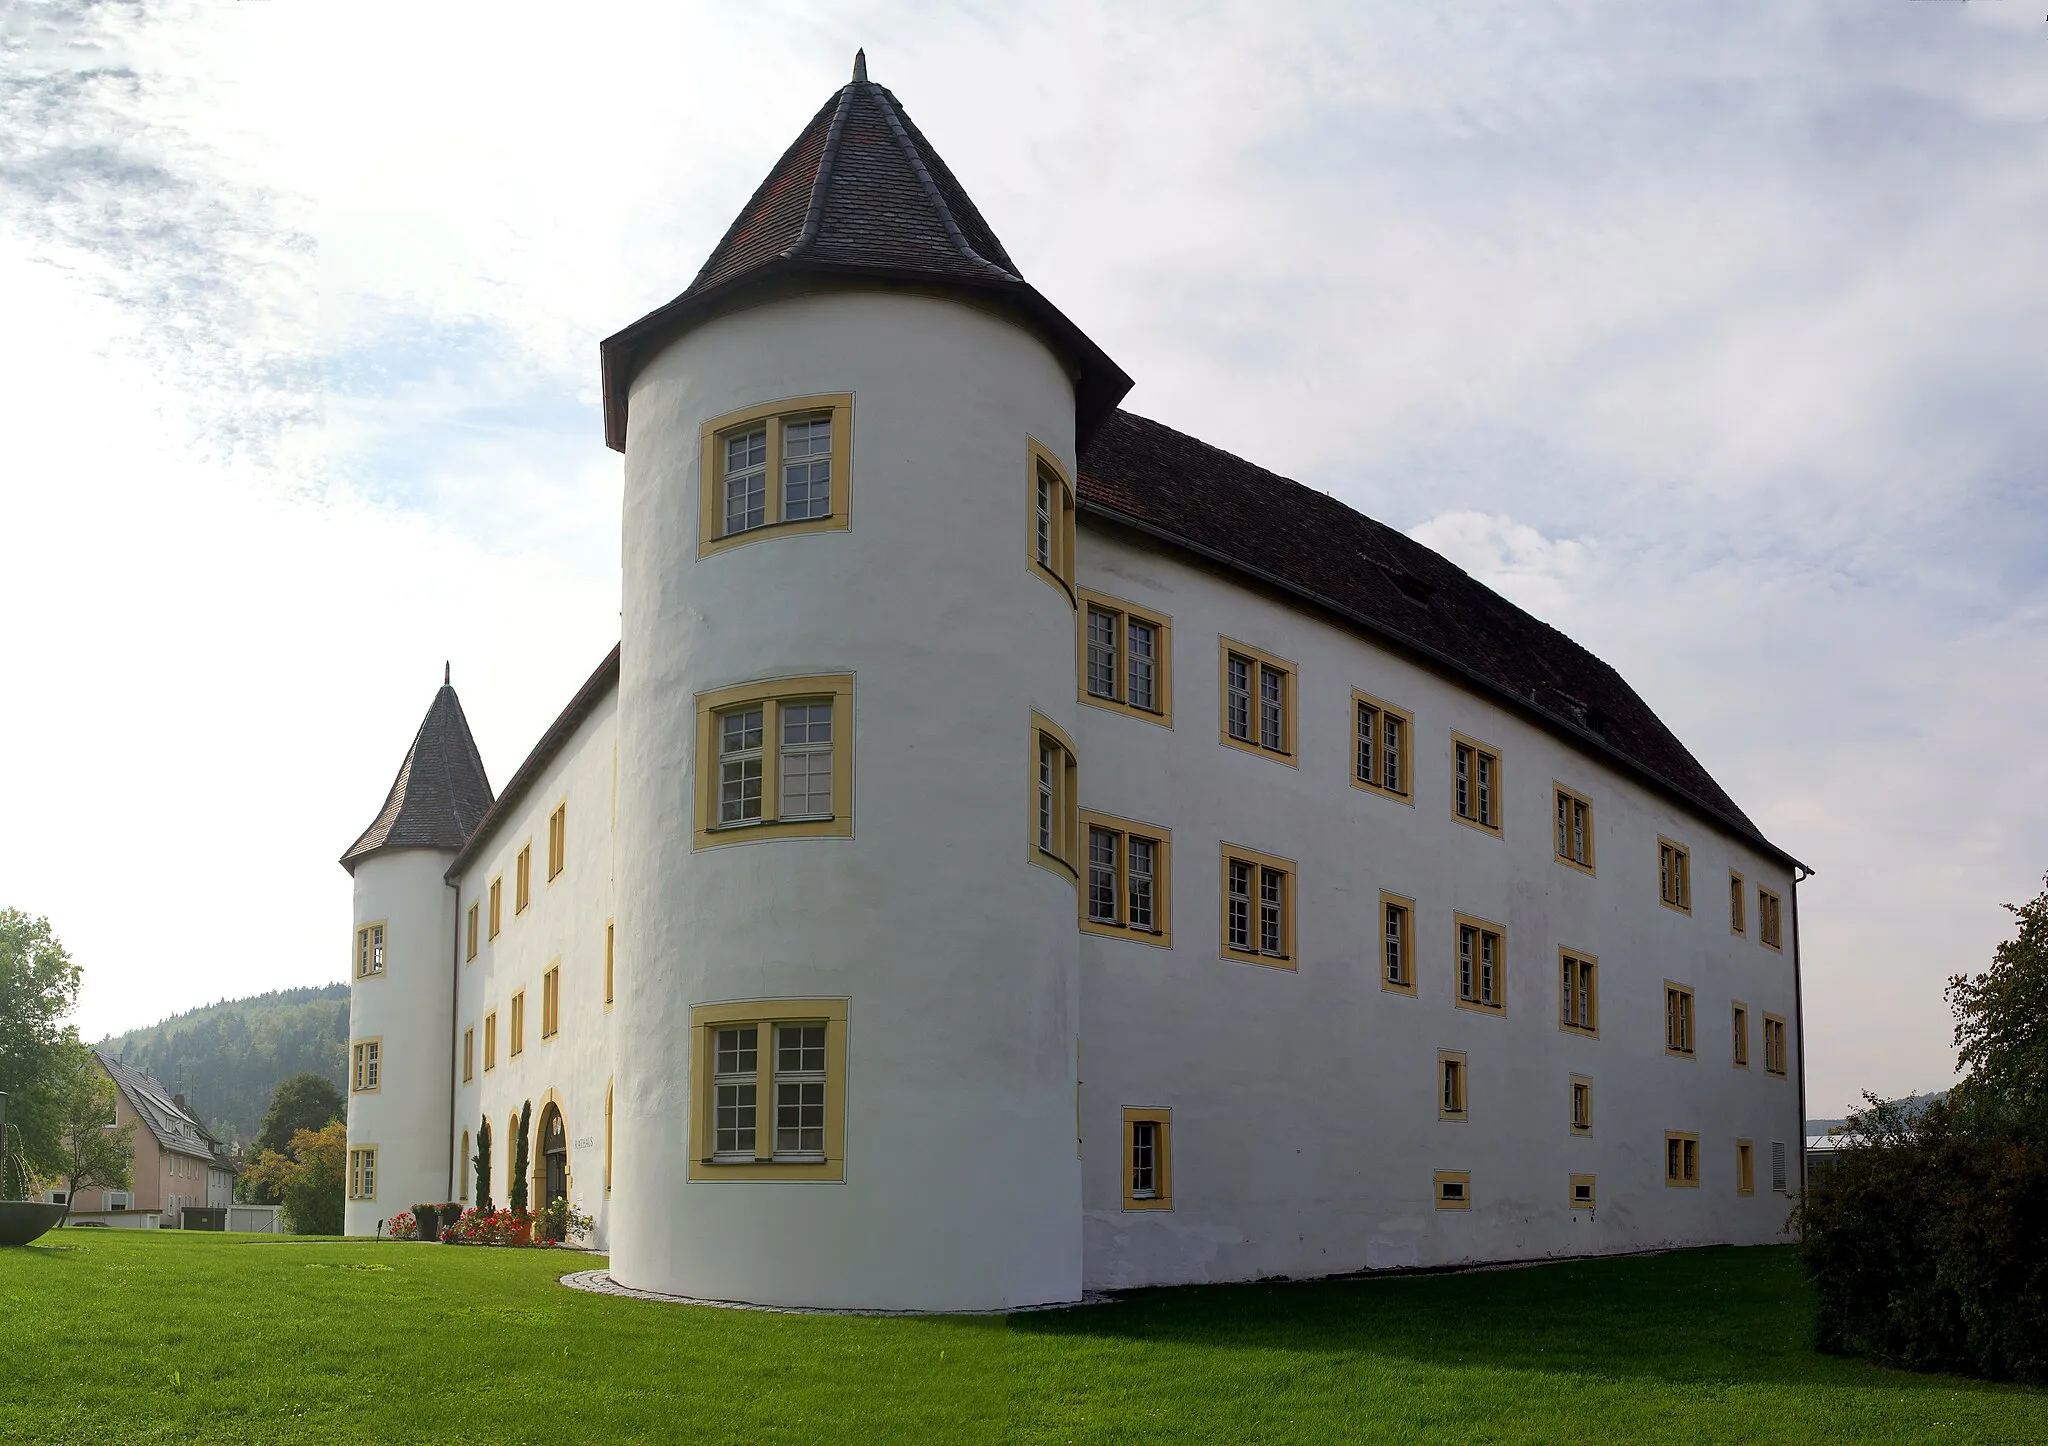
2, 1232, 2040, 1443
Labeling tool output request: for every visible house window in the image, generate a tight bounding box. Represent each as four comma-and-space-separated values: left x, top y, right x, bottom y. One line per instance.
1666, 984, 1696, 1056
694, 675, 857, 847
1570, 1174, 1597, 1210
510, 991, 525, 1057
1439, 1051, 1468, 1120
1077, 590, 1173, 724
1218, 639, 1296, 762
1759, 887, 1783, 950
605, 921, 615, 1007
1559, 950, 1598, 1035
698, 394, 853, 556
1659, 838, 1692, 912
548, 803, 567, 882
1028, 713, 1081, 879
1027, 442, 1078, 601
1455, 914, 1507, 1013
483, 1012, 497, 1071
1665, 1132, 1700, 1187
1764, 1014, 1788, 1076
1435, 1171, 1471, 1210
1123, 1108, 1173, 1210
1730, 872, 1747, 935
488, 878, 502, 939
1452, 735, 1502, 834
1352, 692, 1413, 800
1732, 1003, 1749, 1068
463, 1028, 475, 1083
466, 903, 479, 961
347, 1146, 377, 1201
688, 999, 847, 1182
605, 1081, 614, 1194
1221, 843, 1295, 968
1553, 786, 1594, 872
1571, 1075, 1593, 1133
516, 843, 532, 914
1079, 812, 1172, 946
1381, 892, 1416, 994
350, 1040, 381, 1093
459, 1131, 470, 1200
356, 923, 386, 979
1737, 1140, 1756, 1196
541, 964, 561, 1041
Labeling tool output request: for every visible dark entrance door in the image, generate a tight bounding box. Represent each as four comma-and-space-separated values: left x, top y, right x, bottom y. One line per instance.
542, 1109, 568, 1215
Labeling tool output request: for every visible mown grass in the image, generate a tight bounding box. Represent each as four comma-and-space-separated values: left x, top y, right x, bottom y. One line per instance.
1, 1232, 2040, 1443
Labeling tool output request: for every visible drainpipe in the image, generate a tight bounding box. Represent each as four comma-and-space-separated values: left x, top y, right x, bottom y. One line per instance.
1790, 862, 1814, 1202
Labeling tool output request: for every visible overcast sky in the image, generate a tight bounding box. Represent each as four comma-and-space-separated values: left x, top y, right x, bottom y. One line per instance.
2, 0, 2042, 1116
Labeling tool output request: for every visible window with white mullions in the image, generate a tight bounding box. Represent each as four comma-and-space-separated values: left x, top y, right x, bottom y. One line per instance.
1453, 737, 1502, 831
1226, 655, 1252, 741
1457, 917, 1505, 1010
1560, 952, 1597, 1033
780, 415, 832, 521
1086, 607, 1118, 699
1227, 859, 1253, 951
778, 702, 834, 820
1038, 741, 1057, 855
1384, 900, 1407, 986
1260, 867, 1284, 955
1130, 1119, 1158, 1198
1555, 787, 1592, 869
1127, 620, 1157, 711
718, 708, 765, 824
1088, 826, 1121, 923
1036, 472, 1054, 570
713, 1026, 758, 1159
724, 426, 768, 534
1127, 836, 1156, 931
774, 1023, 827, 1158
1382, 713, 1404, 793
1259, 666, 1285, 750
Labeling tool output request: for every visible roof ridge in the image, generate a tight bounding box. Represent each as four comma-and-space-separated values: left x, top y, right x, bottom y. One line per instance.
868, 81, 1017, 282
789, 81, 858, 260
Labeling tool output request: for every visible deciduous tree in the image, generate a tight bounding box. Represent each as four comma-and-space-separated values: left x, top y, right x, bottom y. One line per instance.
54, 1045, 134, 1206
0, 909, 83, 1178
241, 1120, 346, 1235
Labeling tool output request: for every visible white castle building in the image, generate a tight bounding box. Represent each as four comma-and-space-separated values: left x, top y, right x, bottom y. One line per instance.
340, 55, 1808, 1311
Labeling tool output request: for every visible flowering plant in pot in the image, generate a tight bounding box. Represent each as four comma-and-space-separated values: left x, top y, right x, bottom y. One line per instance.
385, 1210, 416, 1241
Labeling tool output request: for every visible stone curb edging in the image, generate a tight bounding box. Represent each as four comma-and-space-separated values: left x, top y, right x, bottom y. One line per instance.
558, 1269, 1112, 1317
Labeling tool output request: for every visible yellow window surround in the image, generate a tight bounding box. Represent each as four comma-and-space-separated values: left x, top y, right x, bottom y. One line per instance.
1076, 588, 1174, 727
466, 903, 479, 961
541, 964, 561, 1041
347, 1146, 377, 1201
1027, 438, 1078, 605
1553, 783, 1595, 873
1729, 871, 1747, 935
698, 393, 854, 557
488, 878, 502, 939
350, 1039, 382, 1094
1380, 891, 1417, 995
547, 802, 567, 882
605, 1081, 614, 1195
1737, 1139, 1756, 1196
1438, 1050, 1468, 1121
687, 998, 848, 1183
1450, 733, 1503, 835
463, 1027, 475, 1083
1732, 1002, 1750, 1068
1218, 637, 1298, 764
1558, 948, 1598, 1036
1665, 1131, 1701, 1187
510, 991, 525, 1058
516, 843, 532, 914
1079, 810, 1173, 947
1658, 836, 1692, 912
694, 674, 857, 849
604, 921, 616, 1008
1570, 1173, 1596, 1210
1764, 1014, 1788, 1076
1029, 711, 1081, 882
483, 1011, 497, 1071
1220, 841, 1297, 969
1570, 1074, 1593, 1134
355, 922, 387, 980
1435, 1170, 1471, 1210
1665, 982, 1696, 1057
1758, 886, 1784, 950
1454, 912, 1508, 1015
1122, 1107, 1173, 1211
1351, 690, 1414, 802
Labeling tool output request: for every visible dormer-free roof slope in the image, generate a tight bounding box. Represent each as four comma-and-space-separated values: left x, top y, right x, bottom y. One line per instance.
341, 677, 495, 871
600, 52, 1132, 453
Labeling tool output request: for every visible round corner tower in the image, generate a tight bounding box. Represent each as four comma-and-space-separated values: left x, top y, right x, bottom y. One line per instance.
603, 56, 1133, 1310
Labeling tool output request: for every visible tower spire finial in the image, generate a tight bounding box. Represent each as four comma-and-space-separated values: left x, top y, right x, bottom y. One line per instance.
852, 48, 866, 83
444, 660, 451, 686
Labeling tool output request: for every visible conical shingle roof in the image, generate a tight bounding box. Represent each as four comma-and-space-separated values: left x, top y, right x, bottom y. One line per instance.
341, 676, 494, 872
601, 52, 1131, 452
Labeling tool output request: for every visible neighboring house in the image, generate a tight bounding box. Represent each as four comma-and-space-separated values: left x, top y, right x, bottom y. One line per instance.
339, 53, 1809, 1312
51, 1051, 236, 1222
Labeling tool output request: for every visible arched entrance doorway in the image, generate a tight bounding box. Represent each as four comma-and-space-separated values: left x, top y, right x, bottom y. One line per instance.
537, 1103, 569, 1238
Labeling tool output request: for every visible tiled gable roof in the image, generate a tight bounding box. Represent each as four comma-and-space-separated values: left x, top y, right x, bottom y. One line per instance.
341, 679, 494, 872
94, 1050, 227, 1164
1077, 410, 1798, 867
599, 53, 1131, 453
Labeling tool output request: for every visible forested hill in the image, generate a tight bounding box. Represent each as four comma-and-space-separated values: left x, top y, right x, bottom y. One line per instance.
93, 984, 349, 1148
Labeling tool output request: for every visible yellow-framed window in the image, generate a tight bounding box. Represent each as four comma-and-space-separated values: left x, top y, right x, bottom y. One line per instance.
1553, 784, 1594, 872
463, 1027, 475, 1083
459, 1131, 470, 1200
1665, 1132, 1700, 1187
1029, 712, 1081, 880
1219, 638, 1297, 762
699, 394, 853, 556
1732, 1002, 1750, 1068
1435, 1170, 1471, 1210
1737, 1139, 1756, 1196
547, 803, 567, 882
1438, 1050, 1468, 1120
1559, 949, 1598, 1035
1729, 871, 1747, 935
488, 877, 502, 939
1380, 891, 1416, 994
347, 1146, 377, 1201
466, 902, 480, 961
687, 998, 848, 1183
1027, 439, 1078, 603
1659, 837, 1692, 912
1122, 1107, 1173, 1211
1570, 1173, 1596, 1210
483, 1011, 497, 1071
515, 843, 532, 914
604, 921, 615, 1007
1665, 983, 1696, 1056
1077, 589, 1173, 725
1764, 1014, 1788, 1076
1454, 913, 1507, 1013
1570, 1074, 1593, 1134
541, 964, 561, 1041
1080, 811, 1172, 946
1352, 691, 1414, 800
350, 1039, 382, 1093
1758, 887, 1783, 950
510, 991, 525, 1057
1221, 842, 1296, 968
695, 675, 857, 848
356, 922, 386, 979
605, 1081, 614, 1195
1451, 734, 1503, 834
